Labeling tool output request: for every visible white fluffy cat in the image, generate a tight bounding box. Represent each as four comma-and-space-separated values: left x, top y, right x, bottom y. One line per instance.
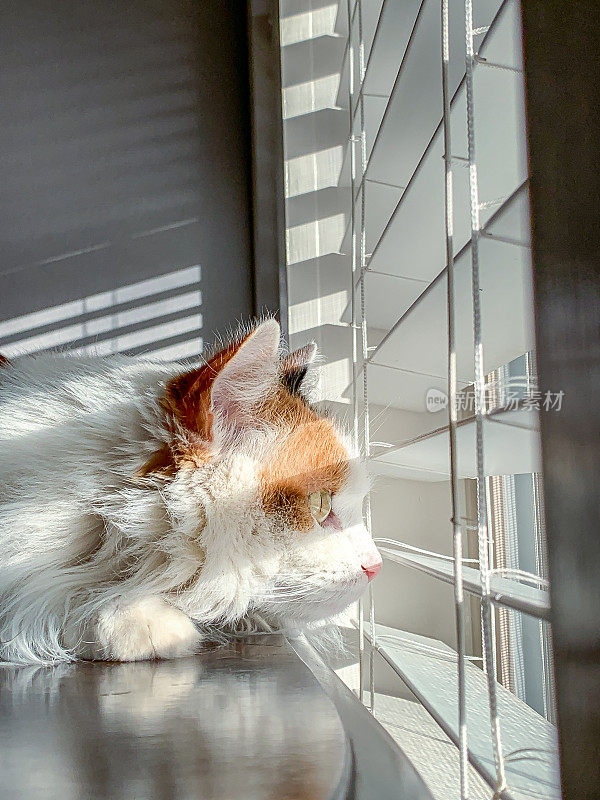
0, 319, 381, 664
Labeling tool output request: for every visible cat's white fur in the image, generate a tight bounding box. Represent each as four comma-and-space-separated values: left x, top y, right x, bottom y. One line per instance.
0, 320, 380, 664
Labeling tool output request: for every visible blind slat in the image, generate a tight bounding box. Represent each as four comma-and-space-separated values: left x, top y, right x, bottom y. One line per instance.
379, 547, 550, 619
363, 624, 561, 800
370, 408, 540, 480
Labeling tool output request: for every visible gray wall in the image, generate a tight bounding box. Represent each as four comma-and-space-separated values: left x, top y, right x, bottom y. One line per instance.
0, 0, 254, 360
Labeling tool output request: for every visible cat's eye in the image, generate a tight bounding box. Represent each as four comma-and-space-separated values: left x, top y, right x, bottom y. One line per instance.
308, 490, 332, 524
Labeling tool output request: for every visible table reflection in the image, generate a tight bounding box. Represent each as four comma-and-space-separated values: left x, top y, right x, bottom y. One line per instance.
0, 635, 350, 800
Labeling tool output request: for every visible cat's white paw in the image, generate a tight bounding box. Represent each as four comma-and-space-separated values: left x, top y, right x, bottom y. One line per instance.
93, 597, 202, 662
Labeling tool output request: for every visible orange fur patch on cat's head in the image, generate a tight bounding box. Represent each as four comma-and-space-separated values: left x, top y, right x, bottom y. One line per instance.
260, 388, 350, 530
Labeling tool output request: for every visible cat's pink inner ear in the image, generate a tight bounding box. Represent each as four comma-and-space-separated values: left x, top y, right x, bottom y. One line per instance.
210, 319, 281, 426
163, 319, 280, 440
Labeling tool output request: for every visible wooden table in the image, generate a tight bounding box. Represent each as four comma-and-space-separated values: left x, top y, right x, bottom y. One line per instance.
0, 635, 350, 800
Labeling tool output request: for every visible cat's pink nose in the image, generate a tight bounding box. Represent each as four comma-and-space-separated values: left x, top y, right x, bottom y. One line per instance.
361, 558, 382, 582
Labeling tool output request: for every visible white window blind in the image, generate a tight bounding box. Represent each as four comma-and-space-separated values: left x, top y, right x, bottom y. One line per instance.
279, 1, 561, 798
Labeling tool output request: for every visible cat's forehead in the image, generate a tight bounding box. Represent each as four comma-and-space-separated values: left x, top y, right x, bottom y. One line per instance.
261, 387, 350, 494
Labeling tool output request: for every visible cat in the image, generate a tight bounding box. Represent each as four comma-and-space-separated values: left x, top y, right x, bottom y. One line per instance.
0, 319, 382, 664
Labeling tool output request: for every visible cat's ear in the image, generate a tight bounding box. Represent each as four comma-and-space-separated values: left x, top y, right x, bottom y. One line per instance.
211, 319, 281, 427
280, 342, 317, 396
164, 319, 281, 439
